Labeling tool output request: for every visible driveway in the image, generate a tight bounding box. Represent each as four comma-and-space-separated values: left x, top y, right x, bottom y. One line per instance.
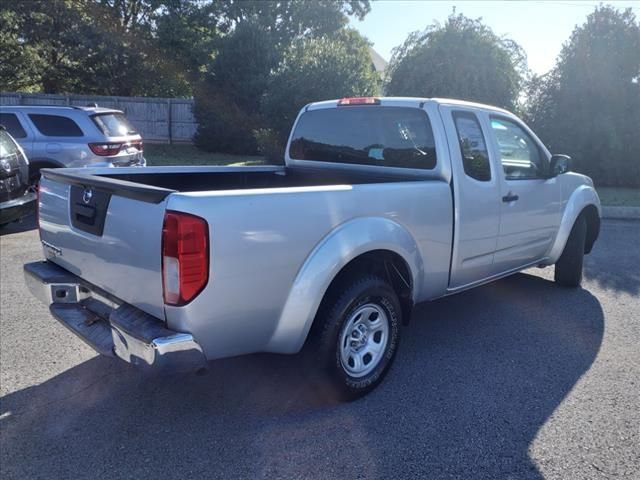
1, 217, 638, 479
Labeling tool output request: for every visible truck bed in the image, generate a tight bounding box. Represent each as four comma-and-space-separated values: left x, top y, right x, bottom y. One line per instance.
44, 164, 425, 202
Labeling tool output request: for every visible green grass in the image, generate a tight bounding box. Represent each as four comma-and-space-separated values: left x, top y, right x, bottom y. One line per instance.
144, 143, 265, 167
596, 187, 640, 207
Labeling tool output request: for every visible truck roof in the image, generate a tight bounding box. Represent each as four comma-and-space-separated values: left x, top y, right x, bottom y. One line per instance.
3, 105, 123, 115
306, 97, 513, 116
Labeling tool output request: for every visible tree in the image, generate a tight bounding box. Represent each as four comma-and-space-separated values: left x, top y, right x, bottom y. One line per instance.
193, 1, 372, 154
77, 0, 211, 96
207, 22, 280, 114
386, 12, 527, 110
0, 7, 44, 91
1, 0, 91, 93
154, 0, 220, 88
1, 0, 216, 96
192, 21, 281, 154
261, 29, 379, 144
214, 0, 370, 46
526, 5, 640, 187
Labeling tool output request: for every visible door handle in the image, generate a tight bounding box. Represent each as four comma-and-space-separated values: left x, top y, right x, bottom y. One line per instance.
502, 193, 519, 203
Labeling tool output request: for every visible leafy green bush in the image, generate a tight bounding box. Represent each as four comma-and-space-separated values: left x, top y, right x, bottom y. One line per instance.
253, 128, 285, 164
385, 13, 526, 111
193, 90, 260, 154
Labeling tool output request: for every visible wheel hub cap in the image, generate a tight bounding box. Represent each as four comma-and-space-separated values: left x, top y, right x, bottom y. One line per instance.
339, 303, 390, 378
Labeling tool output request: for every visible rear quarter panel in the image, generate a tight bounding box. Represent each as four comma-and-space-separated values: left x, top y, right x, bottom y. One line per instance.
164, 180, 453, 359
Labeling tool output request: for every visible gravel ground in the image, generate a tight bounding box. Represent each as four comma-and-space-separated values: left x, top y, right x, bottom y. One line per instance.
1, 217, 638, 480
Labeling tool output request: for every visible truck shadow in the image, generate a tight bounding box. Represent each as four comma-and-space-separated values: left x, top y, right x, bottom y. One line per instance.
0, 273, 603, 479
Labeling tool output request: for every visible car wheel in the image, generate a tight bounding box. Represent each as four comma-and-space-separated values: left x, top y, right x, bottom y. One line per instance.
313, 275, 401, 400
554, 215, 587, 288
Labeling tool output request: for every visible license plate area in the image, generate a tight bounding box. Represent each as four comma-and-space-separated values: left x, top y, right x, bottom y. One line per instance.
69, 185, 111, 236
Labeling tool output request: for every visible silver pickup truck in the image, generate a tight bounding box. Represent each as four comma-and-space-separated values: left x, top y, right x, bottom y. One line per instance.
24, 97, 600, 398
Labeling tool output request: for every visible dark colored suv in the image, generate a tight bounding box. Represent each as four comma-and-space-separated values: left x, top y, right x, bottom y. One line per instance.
0, 127, 36, 226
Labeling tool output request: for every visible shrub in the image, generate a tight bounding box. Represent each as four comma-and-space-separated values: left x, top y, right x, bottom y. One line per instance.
193, 90, 260, 154
253, 128, 285, 164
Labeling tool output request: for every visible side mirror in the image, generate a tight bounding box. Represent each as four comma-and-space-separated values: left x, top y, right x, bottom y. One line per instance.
549, 154, 572, 177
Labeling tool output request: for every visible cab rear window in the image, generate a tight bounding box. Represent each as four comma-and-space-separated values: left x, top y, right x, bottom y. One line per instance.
289, 106, 437, 170
92, 113, 137, 137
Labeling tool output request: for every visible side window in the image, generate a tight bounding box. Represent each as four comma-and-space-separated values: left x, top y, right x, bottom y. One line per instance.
28, 114, 84, 137
452, 111, 491, 181
490, 117, 545, 180
0, 113, 27, 139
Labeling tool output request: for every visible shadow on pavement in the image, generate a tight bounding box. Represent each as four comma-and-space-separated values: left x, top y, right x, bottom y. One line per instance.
0, 273, 604, 479
583, 219, 640, 296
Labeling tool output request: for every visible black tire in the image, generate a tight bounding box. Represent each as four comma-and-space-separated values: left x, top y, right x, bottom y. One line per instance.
554, 215, 587, 288
312, 275, 401, 400
29, 169, 42, 190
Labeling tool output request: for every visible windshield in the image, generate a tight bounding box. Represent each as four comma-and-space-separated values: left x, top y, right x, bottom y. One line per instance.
289, 106, 437, 170
92, 113, 138, 136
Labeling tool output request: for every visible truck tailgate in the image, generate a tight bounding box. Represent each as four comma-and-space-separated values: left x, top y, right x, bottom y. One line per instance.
37, 171, 170, 320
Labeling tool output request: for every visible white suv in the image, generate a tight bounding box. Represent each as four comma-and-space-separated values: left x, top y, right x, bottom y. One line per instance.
0, 105, 145, 184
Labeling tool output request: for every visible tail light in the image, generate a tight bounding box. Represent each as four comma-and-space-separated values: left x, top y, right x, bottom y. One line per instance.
89, 141, 143, 156
162, 211, 209, 306
89, 143, 122, 156
337, 97, 380, 106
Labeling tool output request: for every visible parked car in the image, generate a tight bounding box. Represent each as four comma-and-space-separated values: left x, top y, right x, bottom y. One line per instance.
0, 126, 36, 227
0, 105, 145, 185
24, 97, 600, 399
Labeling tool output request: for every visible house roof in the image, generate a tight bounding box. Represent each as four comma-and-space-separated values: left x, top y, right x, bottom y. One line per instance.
368, 47, 388, 74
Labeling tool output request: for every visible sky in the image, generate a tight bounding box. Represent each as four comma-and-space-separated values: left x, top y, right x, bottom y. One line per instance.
351, 0, 640, 75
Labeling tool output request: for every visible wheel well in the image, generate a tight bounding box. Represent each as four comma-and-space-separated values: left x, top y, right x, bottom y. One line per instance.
318, 250, 414, 326
582, 205, 600, 254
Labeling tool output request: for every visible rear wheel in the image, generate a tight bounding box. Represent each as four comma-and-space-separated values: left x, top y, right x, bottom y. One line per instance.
312, 275, 401, 400
554, 215, 587, 288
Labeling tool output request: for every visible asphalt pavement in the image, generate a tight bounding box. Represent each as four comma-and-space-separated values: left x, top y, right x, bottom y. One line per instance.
1, 216, 638, 479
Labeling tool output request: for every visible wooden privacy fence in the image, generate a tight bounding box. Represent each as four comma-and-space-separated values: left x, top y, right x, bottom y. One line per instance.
0, 92, 197, 143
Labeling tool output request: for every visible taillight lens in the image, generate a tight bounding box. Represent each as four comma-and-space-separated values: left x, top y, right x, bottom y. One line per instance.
88, 143, 122, 156
162, 211, 209, 306
337, 97, 380, 106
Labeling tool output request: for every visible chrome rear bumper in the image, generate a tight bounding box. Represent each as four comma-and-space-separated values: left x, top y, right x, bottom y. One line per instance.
24, 261, 206, 372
